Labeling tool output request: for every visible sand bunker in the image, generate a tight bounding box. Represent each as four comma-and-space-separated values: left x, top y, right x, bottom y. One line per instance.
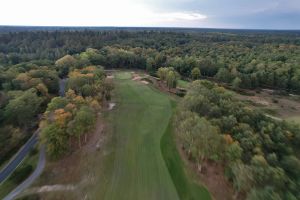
141, 80, 149, 85
108, 103, 116, 110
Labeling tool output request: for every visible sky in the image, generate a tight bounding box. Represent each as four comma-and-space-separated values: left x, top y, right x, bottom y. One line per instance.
0, 0, 299, 29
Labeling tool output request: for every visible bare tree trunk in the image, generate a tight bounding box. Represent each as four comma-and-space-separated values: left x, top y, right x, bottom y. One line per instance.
69, 137, 72, 148
85, 134, 87, 143
197, 163, 202, 173
78, 136, 81, 149
233, 190, 239, 200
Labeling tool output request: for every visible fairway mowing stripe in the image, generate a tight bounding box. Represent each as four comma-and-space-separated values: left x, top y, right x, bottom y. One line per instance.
102, 72, 180, 200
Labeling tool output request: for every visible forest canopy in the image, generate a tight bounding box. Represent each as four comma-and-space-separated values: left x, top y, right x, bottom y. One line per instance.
0, 30, 300, 92
175, 80, 300, 199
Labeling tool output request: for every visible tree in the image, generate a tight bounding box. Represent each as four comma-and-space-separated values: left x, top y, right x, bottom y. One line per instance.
166, 70, 177, 89
55, 55, 76, 77
84, 48, 105, 65
225, 142, 243, 163
247, 187, 281, 200
4, 88, 42, 126
250, 155, 270, 185
41, 123, 69, 159
232, 77, 242, 89
81, 84, 94, 97
281, 155, 300, 178
157, 67, 169, 81
176, 111, 223, 172
67, 106, 96, 148
191, 67, 201, 80
146, 57, 155, 74
47, 97, 68, 112
215, 68, 232, 83
36, 83, 48, 97
231, 163, 254, 196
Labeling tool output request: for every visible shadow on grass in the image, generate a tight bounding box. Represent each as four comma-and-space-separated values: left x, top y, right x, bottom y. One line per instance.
160, 101, 211, 200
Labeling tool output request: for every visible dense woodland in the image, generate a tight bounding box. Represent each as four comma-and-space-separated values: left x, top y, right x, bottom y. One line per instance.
175, 81, 300, 199
0, 47, 112, 163
0, 29, 300, 92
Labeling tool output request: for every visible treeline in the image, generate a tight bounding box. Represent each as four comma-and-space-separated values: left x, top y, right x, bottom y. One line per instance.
175, 80, 300, 199
0, 63, 60, 165
0, 48, 112, 163
0, 30, 300, 92
40, 65, 112, 158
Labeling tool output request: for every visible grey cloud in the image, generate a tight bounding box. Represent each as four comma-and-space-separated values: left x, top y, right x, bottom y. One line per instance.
143, 0, 300, 29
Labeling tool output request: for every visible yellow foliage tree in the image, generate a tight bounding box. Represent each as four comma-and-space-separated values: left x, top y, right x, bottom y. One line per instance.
54, 109, 72, 127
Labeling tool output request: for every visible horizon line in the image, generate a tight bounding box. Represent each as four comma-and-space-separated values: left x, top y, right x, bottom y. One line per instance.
0, 25, 300, 32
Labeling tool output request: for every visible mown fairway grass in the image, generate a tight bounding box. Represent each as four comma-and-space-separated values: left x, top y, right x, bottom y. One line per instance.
104, 72, 179, 200
101, 71, 210, 200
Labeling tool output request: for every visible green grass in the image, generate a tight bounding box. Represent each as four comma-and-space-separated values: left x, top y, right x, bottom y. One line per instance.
92, 71, 210, 200
161, 101, 211, 200
177, 80, 190, 89
0, 148, 38, 199
102, 71, 179, 200
286, 116, 300, 124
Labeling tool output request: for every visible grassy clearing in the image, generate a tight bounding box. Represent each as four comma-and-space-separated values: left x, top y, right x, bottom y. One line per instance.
0, 148, 38, 199
99, 71, 179, 200
286, 116, 300, 124
161, 101, 211, 200
177, 80, 190, 89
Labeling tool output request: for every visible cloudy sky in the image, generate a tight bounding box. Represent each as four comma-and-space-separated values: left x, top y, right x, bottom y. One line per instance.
1, 0, 299, 29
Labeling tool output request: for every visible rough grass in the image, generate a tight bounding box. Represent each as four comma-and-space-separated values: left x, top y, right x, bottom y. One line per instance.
177, 80, 190, 89
286, 116, 300, 124
161, 101, 211, 200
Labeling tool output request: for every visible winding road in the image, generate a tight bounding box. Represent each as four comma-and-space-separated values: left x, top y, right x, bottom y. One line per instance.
1, 78, 67, 199
4, 146, 45, 200
0, 131, 38, 183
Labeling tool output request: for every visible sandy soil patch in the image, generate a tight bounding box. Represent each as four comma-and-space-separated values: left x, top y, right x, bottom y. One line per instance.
199, 161, 239, 200
24, 184, 76, 195
131, 73, 151, 85
108, 103, 116, 110
235, 90, 300, 119
107, 75, 114, 79
141, 80, 149, 85
132, 75, 141, 81
177, 144, 236, 200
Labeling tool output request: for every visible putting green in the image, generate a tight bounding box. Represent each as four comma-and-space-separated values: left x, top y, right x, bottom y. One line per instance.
104, 72, 179, 200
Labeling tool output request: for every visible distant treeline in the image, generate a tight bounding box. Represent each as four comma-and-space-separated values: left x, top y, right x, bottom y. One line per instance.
1, 29, 300, 92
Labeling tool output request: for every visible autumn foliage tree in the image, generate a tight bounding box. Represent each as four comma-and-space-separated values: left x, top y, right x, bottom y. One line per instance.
40, 65, 108, 159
